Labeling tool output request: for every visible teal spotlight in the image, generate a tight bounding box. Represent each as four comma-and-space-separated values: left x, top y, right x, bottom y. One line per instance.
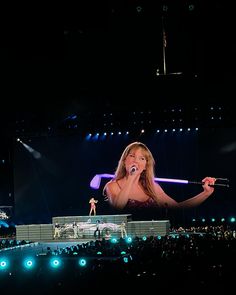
211, 218, 215, 222
49, 257, 62, 269
23, 257, 35, 270
78, 258, 87, 267
201, 218, 206, 222
142, 236, 147, 241
221, 218, 225, 222
121, 251, 126, 255
157, 235, 161, 240
111, 238, 117, 243
123, 257, 129, 263
0, 258, 9, 270
230, 217, 235, 223
126, 236, 132, 243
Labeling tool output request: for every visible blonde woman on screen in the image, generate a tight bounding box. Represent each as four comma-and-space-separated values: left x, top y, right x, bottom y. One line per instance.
103, 142, 216, 210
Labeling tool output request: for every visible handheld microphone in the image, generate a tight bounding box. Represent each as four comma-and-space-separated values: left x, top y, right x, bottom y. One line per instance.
130, 165, 137, 175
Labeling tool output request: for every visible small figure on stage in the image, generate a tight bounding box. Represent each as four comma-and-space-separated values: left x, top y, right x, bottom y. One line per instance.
89, 197, 98, 216
53, 223, 61, 239
72, 221, 79, 239
120, 221, 127, 238
94, 220, 101, 239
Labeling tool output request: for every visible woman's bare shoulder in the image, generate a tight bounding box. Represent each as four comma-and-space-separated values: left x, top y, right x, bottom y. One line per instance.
104, 179, 122, 192
105, 179, 118, 188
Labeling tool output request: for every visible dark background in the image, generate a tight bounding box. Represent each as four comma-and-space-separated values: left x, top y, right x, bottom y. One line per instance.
0, 0, 235, 226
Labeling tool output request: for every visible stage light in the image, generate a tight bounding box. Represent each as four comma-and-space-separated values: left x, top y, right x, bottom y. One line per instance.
126, 236, 132, 243
230, 217, 235, 223
0, 258, 9, 270
85, 133, 92, 140
188, 4, 195, 11
49, 258, 62, 269
111, 238, 117, 243
23, 257, 36, 270
78, 258, 87, 267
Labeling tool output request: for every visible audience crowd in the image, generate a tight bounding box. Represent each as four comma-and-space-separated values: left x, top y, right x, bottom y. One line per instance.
1, 224, 236, 294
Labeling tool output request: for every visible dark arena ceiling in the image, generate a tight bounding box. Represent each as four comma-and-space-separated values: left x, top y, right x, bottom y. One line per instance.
0, 0, 235, 138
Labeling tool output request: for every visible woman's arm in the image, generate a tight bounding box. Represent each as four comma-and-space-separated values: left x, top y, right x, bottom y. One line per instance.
154, 177, 215, 209
104, 177, 138, 209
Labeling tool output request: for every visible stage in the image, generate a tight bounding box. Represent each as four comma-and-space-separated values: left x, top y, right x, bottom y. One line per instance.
15, 214, 170, 242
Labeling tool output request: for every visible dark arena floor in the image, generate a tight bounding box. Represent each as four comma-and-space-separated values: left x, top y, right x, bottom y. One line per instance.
1, 215, 236, 295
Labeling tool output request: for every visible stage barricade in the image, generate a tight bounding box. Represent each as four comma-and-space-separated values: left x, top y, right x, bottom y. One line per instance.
127, 220, 170, 237
15, 215, 170, 241
16, 224, 53, 241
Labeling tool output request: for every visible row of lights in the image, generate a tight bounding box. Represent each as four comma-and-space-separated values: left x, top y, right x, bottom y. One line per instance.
0, 256, 88, 271
0, 237, 136, 271
85, 128, 199, 140
191, 217, 236, 223
0, 254, 134, 272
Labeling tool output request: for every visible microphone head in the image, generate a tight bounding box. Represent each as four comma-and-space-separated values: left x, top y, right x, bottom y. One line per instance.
130, 165, 137, 174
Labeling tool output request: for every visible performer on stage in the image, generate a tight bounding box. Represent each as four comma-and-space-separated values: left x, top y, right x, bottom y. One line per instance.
72, 221, 79, 239
89, 197, 98, 216
103, 141, 216, 210
120, 221, 127, 238
94, 219, 101, 239
53, 223, 61, 239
